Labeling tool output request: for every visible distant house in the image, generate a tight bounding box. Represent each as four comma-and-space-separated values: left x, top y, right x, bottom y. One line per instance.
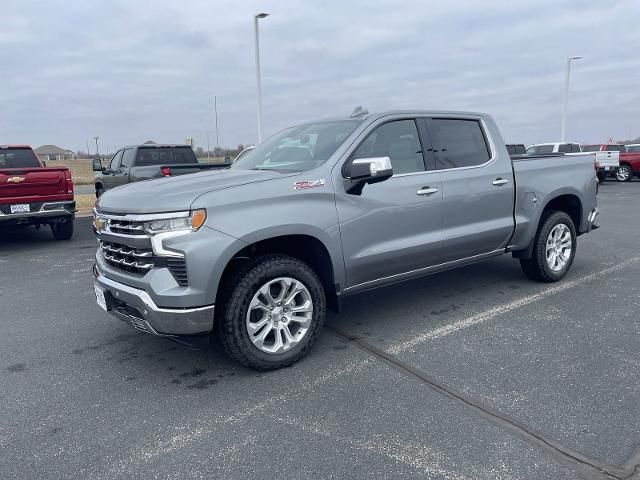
34, 145, 76, 161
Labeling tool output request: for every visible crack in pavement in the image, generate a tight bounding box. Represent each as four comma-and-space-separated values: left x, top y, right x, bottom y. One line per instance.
329, 325, 626, 480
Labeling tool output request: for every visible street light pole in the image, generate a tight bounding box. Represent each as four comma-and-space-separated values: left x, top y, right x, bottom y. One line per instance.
94, 136, 100, 158
254, 12, 269, 143
207, 131, 210, 160
561, 56, 582, 142
214, 96, 220, 154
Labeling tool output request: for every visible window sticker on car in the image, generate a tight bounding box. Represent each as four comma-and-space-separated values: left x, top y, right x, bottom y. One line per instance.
293, 179, 325, 190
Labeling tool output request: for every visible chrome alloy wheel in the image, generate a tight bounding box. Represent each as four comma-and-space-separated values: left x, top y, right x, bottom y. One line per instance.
545, 224, 572, 272
245, 277, 314, 354
616, 166, 631, 182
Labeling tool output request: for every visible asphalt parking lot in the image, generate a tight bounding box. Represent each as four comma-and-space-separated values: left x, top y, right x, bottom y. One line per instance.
1, 181, 639, 480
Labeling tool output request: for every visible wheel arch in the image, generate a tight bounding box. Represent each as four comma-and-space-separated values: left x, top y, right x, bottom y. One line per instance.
215, 233, 342, 312
513, 192, 583, 260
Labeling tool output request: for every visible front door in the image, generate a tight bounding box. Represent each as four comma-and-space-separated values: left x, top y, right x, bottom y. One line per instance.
335, 118, 444, 290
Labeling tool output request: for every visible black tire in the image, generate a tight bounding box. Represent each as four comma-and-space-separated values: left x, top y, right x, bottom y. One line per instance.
615, 165, 633, 182
96, 186, 105, 198
597, 171, 606, 182
50, 220, 74, 240
520, 211, 576, 283
217, 254, 326, 371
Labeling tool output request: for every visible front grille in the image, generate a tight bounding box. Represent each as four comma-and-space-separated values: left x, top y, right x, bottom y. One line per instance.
106, 219, 146, 235
99, 239, 189, 286
99, 240, 154, 274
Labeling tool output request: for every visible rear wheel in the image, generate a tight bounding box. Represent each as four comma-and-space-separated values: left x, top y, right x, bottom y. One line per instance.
217, 255, 326, 370
615, 165, 633, 182
597, 171, 607, 182
520, 211, 576, 282
51, 220, 74, 240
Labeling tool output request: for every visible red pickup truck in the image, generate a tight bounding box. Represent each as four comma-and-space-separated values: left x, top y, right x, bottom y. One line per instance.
617, 144, 640, 182
0, 145, 75, 239
582, 144, 640, 182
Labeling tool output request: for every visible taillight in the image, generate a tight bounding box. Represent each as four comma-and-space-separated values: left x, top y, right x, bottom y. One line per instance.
160, 167, 171, 177
64, 169, 74, 194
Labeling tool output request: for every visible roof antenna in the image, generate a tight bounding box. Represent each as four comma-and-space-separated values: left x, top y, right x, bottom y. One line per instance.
350, 106, 369, 118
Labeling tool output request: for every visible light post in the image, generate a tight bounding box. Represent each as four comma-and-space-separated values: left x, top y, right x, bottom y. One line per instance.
94, 136, 100, 158
254, 12, 269, 143
207, 131, 210, 160
561, 56, 582, 142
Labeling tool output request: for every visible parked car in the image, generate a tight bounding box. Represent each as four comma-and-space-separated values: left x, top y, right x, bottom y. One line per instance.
0, 145, 75, 239
506, 144, 526, 155
616, 145, 640, 182
580, 144, 624, 182
92, 111, 599, 370
93, 144, 229, 197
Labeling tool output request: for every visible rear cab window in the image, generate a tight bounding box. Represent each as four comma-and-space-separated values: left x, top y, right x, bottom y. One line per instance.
134, 147, 197, 166
605, 145, 626, 152
0, 148, 41, 168
427, 118, 491, 169
526, 145, 555, 154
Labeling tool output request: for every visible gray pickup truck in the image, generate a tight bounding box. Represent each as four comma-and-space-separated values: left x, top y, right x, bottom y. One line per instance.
92, 110, 599, 370
92, 144, 228, 197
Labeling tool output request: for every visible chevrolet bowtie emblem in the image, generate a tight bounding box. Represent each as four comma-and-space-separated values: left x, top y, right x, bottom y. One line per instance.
7, 176, 26, 183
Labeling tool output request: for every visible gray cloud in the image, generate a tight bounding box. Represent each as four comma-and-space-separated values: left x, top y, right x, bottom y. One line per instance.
1, 0, 638, 153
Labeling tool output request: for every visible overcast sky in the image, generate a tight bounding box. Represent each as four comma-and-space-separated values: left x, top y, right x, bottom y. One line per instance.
1, 0, 638, 153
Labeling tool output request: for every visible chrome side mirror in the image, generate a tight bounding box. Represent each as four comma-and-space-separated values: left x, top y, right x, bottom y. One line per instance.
347, 156, 393, 183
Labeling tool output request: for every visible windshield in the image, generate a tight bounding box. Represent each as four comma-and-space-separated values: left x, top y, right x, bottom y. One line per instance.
626, 145, 640, 153
0, 148, 41, 168
232, 120, 361, 172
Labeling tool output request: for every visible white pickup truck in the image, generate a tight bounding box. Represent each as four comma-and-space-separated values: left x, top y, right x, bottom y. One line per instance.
527, 143, 619, 181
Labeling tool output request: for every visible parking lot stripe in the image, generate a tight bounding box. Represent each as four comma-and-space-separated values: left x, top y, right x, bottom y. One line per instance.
388, 257, 640, 354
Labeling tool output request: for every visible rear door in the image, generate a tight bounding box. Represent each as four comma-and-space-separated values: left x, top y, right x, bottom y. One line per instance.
426, 117, 515, 262
335, 117, 444, 289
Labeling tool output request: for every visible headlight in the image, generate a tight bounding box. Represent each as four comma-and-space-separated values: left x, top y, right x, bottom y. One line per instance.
143, 209, 207, 234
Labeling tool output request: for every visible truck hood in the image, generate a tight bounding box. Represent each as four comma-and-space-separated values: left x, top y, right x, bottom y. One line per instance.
97, 168, 289, 214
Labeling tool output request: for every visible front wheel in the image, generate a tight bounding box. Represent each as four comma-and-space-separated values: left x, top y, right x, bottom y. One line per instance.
616, 165, 633, 182
520, 211, 576, 282
50, 220, 74, 240
217, 255, 326, 370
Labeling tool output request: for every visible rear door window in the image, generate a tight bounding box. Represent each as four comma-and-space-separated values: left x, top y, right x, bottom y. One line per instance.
171, 148, 196, 164
427, 119, 491, 169
558, 144, 572, 153
571, 144, 581, 153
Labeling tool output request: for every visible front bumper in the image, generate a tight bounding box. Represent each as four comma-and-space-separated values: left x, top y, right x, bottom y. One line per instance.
93, 265, 215, 336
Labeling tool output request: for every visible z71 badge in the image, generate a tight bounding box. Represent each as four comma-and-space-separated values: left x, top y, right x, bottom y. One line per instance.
293, 179, 325, 190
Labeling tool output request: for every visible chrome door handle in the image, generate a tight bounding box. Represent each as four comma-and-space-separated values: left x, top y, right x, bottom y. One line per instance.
417, 187, 439, 196
492, 178, 509, 186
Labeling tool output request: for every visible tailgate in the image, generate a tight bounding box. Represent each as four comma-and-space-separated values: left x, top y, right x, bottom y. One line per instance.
0, 168, 68, 201
595, 151, 620, 168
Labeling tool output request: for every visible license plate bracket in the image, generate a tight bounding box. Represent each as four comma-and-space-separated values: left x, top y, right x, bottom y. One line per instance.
10, 204, 30, 214
94, 285, 109, 311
